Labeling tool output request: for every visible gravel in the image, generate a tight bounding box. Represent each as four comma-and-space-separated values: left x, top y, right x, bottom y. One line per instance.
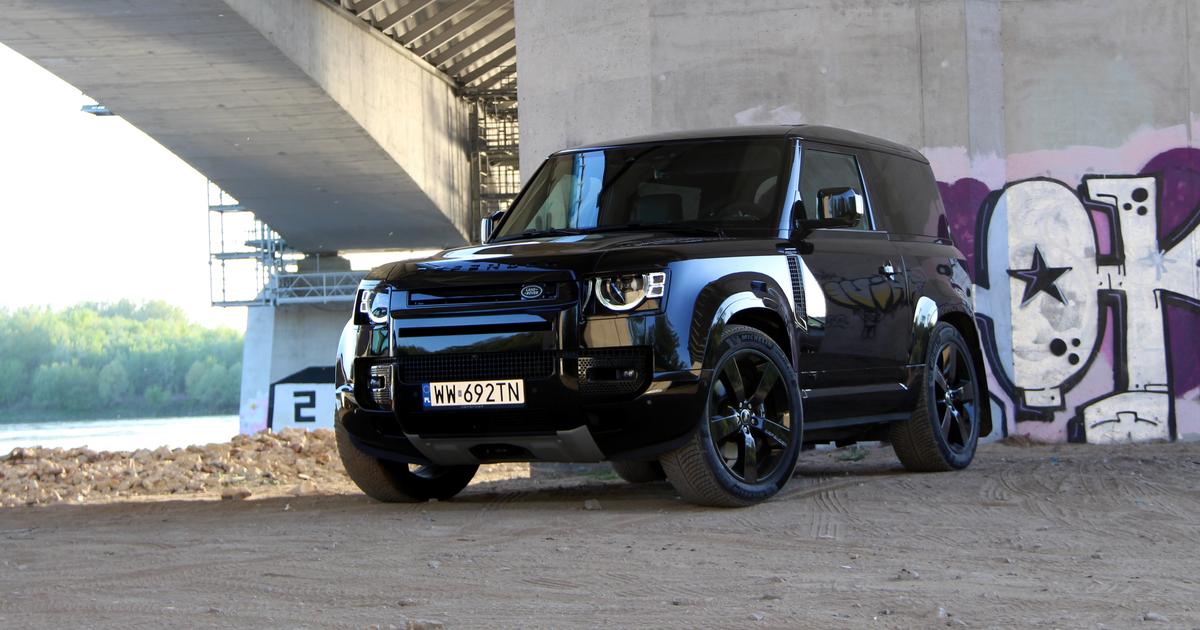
1, 428, 347, 507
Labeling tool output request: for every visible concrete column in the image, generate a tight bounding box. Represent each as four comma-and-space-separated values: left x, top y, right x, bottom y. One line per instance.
239, 302, 350, 434
965, 0, 1005, 185
239, 305, 276, 435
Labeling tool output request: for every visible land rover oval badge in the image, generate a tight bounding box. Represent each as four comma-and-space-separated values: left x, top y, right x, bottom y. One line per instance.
520, 284, 544, 300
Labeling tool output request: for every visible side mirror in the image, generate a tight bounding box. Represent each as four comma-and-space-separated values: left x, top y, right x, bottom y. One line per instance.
479, 210, 505, 244
795, 187, 863, 234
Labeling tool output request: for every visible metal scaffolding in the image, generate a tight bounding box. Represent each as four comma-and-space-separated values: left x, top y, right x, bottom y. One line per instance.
207, 182, 362, 306
470, 93, 521, 238
208, 182, 286, 306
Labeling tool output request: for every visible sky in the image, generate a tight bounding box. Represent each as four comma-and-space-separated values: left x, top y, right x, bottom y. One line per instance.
0, 43, 245, 330
0, 43, 442, 332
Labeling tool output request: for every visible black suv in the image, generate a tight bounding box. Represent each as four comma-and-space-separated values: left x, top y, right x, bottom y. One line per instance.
334, 126, 990, 507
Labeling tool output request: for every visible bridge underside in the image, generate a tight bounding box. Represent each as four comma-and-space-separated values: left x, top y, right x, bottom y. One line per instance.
0, 0, 469, 252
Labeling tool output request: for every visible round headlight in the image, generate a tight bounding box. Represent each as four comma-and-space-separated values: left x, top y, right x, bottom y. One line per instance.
593, 272, 667, 312
367, 290, 390, 324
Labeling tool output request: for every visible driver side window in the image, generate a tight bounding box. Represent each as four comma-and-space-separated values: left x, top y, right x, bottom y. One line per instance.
799, 149, 868, 230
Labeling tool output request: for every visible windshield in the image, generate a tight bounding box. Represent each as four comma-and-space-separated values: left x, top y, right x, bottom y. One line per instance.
494, 139, 790, 240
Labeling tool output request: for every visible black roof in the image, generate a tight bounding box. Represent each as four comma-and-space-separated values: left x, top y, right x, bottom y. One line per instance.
558, 125, 927, 163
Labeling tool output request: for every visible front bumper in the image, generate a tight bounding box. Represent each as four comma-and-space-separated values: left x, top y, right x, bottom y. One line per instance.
338, 365, 705, 465
337, 272, 708, 465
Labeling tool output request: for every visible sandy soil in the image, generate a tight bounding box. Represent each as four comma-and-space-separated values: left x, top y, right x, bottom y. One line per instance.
2, 441, 1199, 629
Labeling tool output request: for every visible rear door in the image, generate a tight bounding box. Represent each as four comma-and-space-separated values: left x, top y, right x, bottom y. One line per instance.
793, 143, 913, 420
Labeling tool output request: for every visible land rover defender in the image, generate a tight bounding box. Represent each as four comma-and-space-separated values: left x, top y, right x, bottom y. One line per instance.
334, 126, 989, 507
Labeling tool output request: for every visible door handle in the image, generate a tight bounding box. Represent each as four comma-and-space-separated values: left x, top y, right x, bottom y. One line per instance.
879, 262, 897, 278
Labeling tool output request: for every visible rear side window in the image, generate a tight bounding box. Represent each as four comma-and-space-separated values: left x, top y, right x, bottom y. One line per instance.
799, 149, 869, 230
858, 152, 946, 238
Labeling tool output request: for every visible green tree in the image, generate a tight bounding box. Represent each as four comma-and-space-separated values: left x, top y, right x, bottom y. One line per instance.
143, 385, 172, 409
31, 362, 97, 411
97, 359, 131, 404
223, 362, 243, 408
186, 357, 226, 403
0, 302, 244, 418
0, 358, 25, 406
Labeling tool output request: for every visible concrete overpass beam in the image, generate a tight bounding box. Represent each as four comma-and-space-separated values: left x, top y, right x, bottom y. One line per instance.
0, 0, 473, 251
224, 0, 476, 242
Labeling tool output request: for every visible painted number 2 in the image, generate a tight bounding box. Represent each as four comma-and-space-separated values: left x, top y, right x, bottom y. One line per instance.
293, 390, 316, 423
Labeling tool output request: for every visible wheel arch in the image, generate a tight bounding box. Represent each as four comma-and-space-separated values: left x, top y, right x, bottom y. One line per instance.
937, 307, 994, 438
702, 293, 796, 371
726, 307, 792, 362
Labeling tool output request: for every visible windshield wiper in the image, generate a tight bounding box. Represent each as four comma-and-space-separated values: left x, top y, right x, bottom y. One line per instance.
654, 224, 727, 238
586, 223, 727, 238
503, 227, 586, 240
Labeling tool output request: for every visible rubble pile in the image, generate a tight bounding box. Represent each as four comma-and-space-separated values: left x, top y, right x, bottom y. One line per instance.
0, 428, 348, 507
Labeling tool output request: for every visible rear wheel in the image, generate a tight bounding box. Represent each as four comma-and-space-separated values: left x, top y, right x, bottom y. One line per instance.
660, 325, 802, 507
890, 323, 982, 472
611, 460, 666, 483
336, 416, 477, 502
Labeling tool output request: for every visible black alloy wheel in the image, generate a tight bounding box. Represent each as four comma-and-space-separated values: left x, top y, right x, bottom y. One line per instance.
890, 322, 982, 472
708, 348, 792, 484
660, 325, 802, 507
930, 340, 977, 454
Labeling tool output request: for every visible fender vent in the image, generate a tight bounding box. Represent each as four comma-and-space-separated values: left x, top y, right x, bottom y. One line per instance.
787, 255, 806, 320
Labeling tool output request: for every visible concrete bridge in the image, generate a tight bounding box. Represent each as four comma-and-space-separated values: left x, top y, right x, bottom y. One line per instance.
0, 0, 521, 251
0, 0, 520, 432
4, 0, 1198, 443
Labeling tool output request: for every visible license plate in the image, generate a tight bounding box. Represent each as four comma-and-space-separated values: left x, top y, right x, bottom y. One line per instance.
422, 379, 525, 408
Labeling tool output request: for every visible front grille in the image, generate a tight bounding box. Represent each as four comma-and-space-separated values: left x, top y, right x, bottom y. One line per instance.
394, 351, 557, 384
577, 348, 651, 396
407, 283, 559, 307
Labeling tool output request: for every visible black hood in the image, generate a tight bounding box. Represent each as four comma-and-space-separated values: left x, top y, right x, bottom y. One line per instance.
368, 231, 730, 289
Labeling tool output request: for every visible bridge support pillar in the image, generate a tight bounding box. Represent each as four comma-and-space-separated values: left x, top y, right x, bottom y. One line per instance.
238, 303, 348, 435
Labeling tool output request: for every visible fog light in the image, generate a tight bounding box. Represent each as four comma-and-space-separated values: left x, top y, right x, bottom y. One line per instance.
576, 350, 650, 396
580, 365, 641, 382
369, 363, 392, 407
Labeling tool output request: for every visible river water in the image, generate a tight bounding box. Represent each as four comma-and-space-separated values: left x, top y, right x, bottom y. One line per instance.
0, 415, 240, 453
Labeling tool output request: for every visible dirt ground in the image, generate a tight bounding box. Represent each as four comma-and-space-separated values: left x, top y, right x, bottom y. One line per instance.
2, 441, 1199, 629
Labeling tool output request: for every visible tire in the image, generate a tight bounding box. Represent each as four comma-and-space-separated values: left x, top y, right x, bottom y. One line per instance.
890, 322, 982, 472
611, 460, 666, 484
659, 325, 803, 507
336, 416, 478, 502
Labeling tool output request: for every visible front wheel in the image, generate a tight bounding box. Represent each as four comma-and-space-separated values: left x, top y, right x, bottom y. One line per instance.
336, 416, 478, 502
659, 325, 803, 507
890, 323, 982, 472
611, 460, 666, 483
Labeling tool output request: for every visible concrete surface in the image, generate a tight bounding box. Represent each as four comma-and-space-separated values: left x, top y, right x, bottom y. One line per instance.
514, 0, 959, 177
514, 0, 1200, 180
2, 441, 1199, 627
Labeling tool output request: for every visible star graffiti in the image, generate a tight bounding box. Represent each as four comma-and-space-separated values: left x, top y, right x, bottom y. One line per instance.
1007, 246, 1072, 306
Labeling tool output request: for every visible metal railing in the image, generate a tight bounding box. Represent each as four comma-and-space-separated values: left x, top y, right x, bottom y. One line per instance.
272, 271, 365, 304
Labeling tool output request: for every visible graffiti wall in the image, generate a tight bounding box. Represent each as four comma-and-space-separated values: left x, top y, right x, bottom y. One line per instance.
933, 141, 1200, 443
